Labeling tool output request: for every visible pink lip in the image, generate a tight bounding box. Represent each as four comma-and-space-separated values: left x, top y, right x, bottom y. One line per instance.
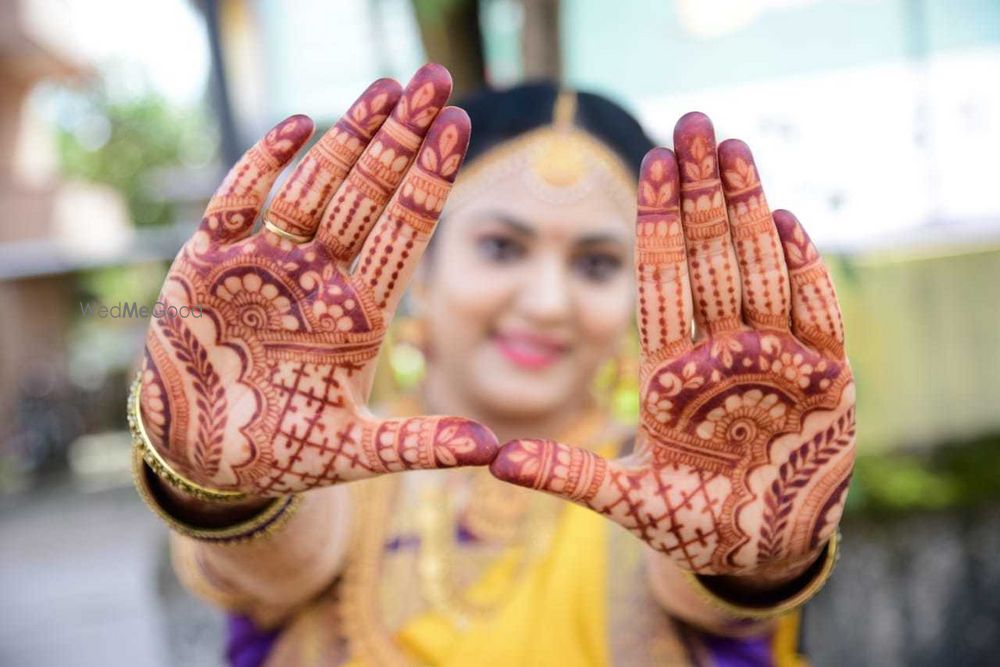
494, 331, 569, 371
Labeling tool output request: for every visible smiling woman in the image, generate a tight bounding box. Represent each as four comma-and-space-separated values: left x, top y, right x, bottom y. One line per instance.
131, 68, 851, 666
418, 85, 640, 429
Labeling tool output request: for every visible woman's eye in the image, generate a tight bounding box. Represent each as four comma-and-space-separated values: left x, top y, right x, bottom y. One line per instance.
477, 235, 526, 263
572, 252, 623, 283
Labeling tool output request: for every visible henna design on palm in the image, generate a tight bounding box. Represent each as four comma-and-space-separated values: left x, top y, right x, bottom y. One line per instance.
491, 113, 855, 576
140, 65, 497, 495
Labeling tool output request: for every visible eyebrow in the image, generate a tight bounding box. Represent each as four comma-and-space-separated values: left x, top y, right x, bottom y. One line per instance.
480, 212, 536, 238
575, 233, 628, 247
475, 212, 628, 247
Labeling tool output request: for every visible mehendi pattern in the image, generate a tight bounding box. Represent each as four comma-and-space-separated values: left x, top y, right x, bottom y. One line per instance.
139, 66, 496, 496
492, 113, 856, 576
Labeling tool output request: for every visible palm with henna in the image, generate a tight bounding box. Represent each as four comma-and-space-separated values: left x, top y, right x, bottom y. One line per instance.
491, 112, 855, 578
139, 65, 497, 496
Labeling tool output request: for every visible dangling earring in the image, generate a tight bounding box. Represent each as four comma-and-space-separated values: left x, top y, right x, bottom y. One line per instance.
389, 296, 429, 391
592, 330, 640, 423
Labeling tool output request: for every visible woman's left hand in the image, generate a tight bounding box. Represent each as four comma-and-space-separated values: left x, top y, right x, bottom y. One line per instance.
490, 112, 855, 578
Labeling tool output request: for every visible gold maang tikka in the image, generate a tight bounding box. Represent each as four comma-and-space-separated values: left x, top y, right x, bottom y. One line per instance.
445, 90, 636, 219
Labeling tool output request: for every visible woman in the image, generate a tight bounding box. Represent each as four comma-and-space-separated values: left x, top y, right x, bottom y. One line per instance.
130, 63, 854, 666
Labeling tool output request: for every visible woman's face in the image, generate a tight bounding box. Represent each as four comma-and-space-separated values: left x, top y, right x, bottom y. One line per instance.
420, 165, 634, 419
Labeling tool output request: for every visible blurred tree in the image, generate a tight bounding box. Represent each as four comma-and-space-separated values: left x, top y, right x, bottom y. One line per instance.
56, 82, 216, 228
522, 0, 561, 80
410, 0, 563, 90
411, 0, 486, 94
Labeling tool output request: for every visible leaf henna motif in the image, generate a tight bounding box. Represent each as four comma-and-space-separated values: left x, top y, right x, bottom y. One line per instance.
158, 316, 227, 478
491, 118, 856, 577
758, 407, 855, 563
138, 68, 497, 495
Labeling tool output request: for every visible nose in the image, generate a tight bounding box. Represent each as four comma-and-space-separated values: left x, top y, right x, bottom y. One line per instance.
518, 255, 572, 324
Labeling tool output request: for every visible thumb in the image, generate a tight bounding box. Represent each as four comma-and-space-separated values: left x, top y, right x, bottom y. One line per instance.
359, 415, 498, 476
489, 439, 614, 508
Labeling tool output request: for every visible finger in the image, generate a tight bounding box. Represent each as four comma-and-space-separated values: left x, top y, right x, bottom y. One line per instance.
772, 210, 845, 357
489, 439, 614, 508
353, 106, 470, 313
636, 148, 694, 367
492, 441, 720, 567
674, 112, 743, 336
354, 415, 498, 478
201, 114, 314, 244
718, 139, 791, 330
264, 78, 402, 241
315, 63, 453, 262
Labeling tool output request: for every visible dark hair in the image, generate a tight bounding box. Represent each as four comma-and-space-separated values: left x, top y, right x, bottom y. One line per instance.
456, 82, 655, 176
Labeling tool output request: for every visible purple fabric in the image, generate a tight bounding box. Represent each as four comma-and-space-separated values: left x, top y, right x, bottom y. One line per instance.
226, 614, 281, 667
699, 631, 775, 667
384, 533, 421, 551
384, 524, 479, 553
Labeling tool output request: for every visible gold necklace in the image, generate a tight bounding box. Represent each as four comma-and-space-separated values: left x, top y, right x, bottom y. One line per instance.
416, 410, 612, 628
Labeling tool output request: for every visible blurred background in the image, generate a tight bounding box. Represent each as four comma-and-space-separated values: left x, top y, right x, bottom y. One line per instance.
1, 0, 998, 664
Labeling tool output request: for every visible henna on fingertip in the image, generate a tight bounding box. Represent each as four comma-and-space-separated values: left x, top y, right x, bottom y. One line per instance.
673, 112, 743, 335
717, 139, 791, 330
266, 78, 403, 241
315, 63, 454, 262
636, 148, 694, 362
772, 209, 846, 357
201, 115, 315, 244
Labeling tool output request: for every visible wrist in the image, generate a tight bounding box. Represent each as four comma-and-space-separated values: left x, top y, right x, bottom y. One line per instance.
132, 446, 300, 544
129, 372, 249, 502
681, 532, 840, 619
151, 471, 272, 528
714, 547, 824, 595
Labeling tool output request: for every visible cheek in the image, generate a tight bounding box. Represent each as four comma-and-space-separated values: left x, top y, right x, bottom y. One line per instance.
424, 256, 515, 349
576, 279, 634, 349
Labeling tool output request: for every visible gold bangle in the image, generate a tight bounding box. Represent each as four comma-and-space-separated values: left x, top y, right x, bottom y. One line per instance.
680, 531, 841, 620
132, 445, 300, 544
127, 373, 248, 503
262, 216, 311, 244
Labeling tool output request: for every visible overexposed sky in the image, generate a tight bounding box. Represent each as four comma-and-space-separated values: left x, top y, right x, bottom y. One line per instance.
30, 0, 210, 105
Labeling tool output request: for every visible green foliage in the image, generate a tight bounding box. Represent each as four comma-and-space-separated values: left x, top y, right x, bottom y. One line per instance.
847, 434, 1000, 515
56, 84, 216, 227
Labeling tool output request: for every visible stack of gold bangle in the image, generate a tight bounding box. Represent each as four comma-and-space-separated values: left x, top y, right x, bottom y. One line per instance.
680, 531, 841, 619
127, 373, 300, 544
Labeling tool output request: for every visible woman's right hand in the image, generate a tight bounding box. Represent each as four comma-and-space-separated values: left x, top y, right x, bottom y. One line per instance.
139, 64, 497, 496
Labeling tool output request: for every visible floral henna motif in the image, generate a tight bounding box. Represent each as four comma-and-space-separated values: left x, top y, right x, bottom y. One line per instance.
355, 108, 467, 312
773, 210, 845, 357
314, 65, 451, 263
635, 331, 853, 572
139, 68, 496, 496
492, 119, 856, 577
674, 113, 742, 336
266, 79, 402, 239
636, 148, 693, 367
718, 140, 790, 330
201, 115, 315, 245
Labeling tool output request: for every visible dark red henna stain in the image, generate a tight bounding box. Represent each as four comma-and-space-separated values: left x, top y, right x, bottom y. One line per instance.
492, 117, 855, 576
139, 70, 492, 496
200, 115, 314, 244
267, 79, 402, 239
717, 139, 790, 330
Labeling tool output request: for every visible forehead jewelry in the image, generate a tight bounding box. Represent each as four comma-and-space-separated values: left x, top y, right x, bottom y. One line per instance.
446, 91, 636, 220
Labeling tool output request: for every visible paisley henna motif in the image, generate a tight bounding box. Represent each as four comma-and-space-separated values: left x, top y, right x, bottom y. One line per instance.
139, 66, 497, 496
492, 114, 856, 576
